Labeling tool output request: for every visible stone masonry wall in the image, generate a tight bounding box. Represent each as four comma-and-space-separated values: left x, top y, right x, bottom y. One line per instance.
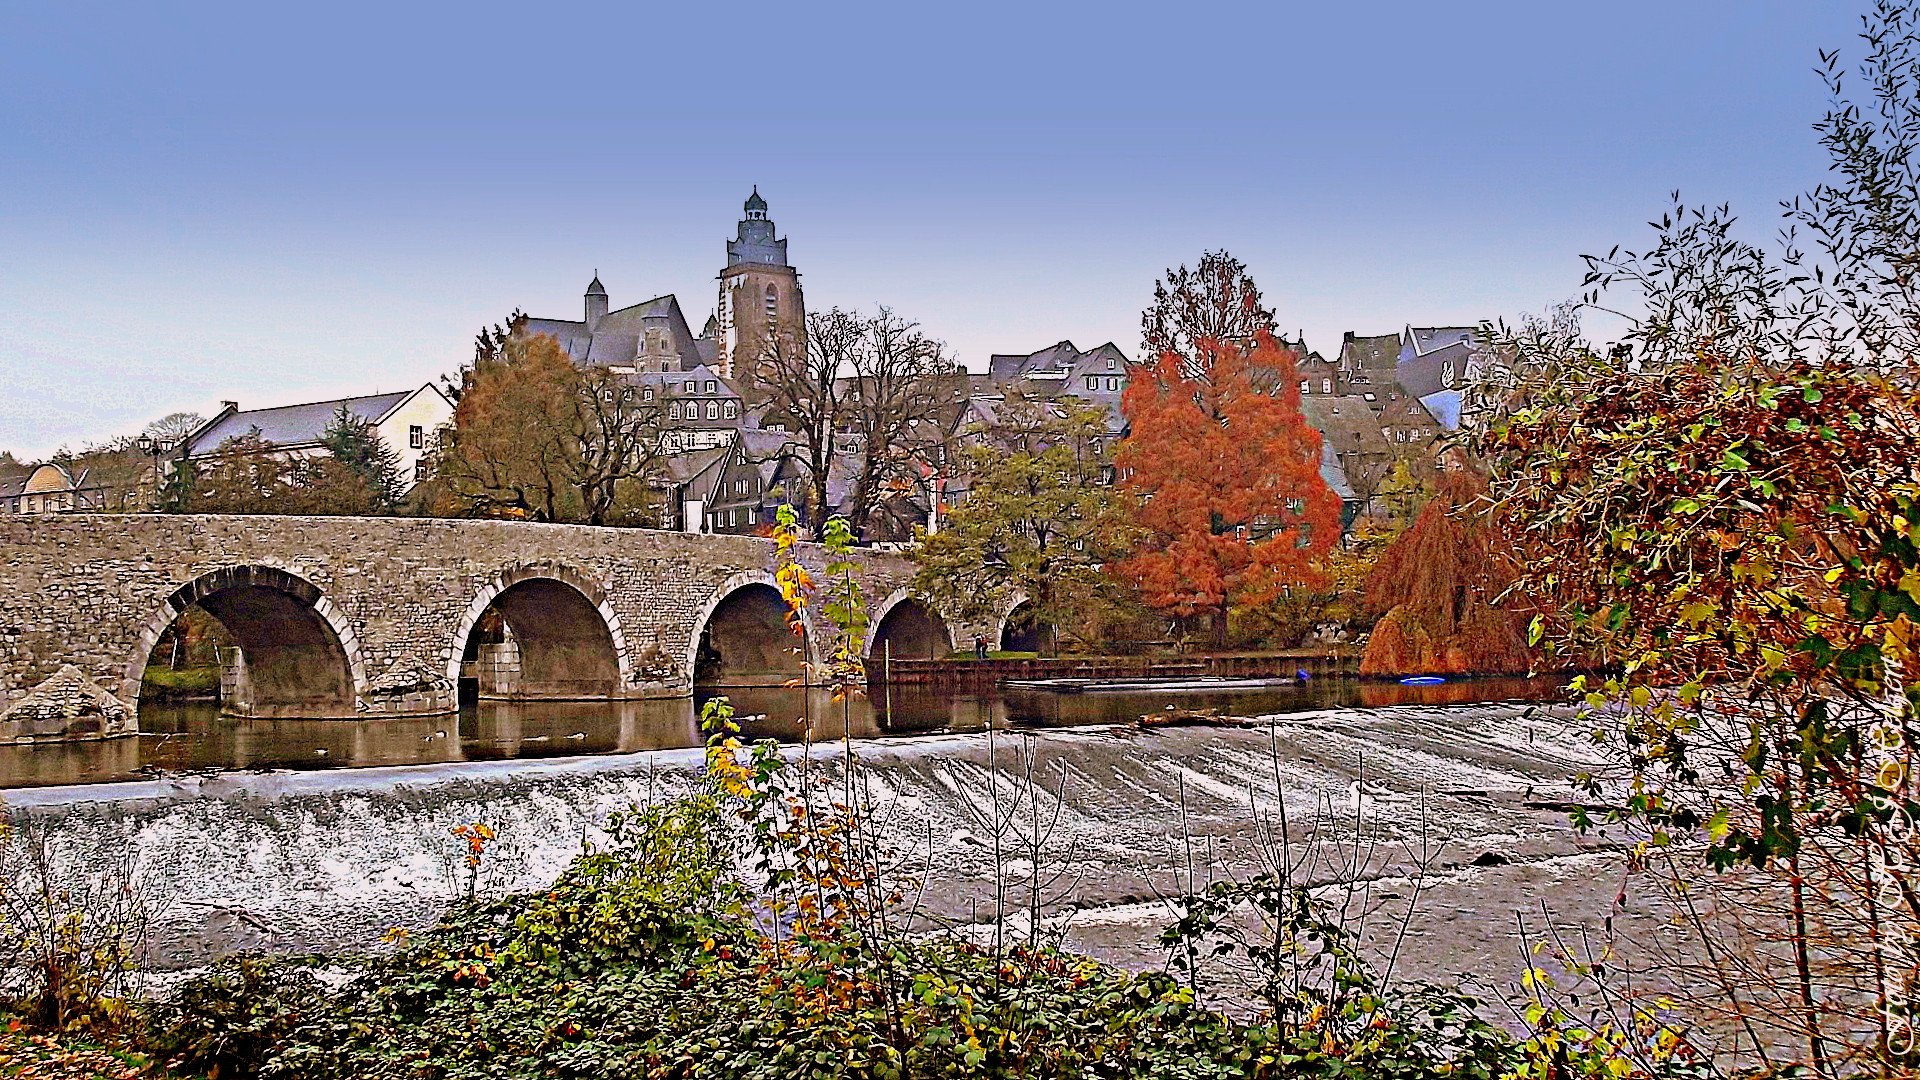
0, 515, 920, 716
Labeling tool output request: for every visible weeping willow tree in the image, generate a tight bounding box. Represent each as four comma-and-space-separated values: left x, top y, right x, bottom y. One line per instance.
1358, 462, 1532, 676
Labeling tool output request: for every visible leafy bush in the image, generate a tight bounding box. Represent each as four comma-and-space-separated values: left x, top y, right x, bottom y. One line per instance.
141, 953, 326, 1080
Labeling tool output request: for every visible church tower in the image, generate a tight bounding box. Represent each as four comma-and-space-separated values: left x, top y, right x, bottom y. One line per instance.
716, 188, 805, 385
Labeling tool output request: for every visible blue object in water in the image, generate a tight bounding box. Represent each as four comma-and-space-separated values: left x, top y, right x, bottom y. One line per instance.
1399, 676, 1447, 685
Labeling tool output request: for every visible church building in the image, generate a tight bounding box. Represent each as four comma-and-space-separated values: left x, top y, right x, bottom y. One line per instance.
517, 190, 806, 388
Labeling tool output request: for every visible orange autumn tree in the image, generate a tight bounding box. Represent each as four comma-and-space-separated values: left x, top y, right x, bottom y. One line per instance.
1359, 461, 1532, 675
1116, 330, 1342, 646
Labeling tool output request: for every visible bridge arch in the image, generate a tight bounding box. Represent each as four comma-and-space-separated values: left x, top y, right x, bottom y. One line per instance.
864, 588, 954, 663
124, 565, 367, 718
690, 571, 815, 688
446, 562, 630, 700
997, 595, 1053, 654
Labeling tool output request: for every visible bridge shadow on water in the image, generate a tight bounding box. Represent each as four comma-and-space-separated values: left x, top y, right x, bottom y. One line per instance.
0, 676, 1565, 789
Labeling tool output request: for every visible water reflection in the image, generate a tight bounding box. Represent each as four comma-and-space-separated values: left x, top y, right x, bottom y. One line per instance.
0, 676, 1565, 789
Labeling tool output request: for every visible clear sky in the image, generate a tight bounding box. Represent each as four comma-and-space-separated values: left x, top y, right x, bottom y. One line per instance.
0, 0, 1862, 457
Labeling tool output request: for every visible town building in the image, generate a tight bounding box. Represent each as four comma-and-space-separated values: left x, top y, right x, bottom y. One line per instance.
0, 462, 102, 514
181, 385, 453, 490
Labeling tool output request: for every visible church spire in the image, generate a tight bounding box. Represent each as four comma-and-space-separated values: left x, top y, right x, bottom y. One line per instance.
744, 186, 767, 220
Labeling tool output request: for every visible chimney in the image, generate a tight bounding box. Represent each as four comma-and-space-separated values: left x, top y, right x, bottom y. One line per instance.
220, 400, 238, 412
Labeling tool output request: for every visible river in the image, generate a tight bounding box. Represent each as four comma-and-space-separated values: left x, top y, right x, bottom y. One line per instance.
0, 676, 1562, 788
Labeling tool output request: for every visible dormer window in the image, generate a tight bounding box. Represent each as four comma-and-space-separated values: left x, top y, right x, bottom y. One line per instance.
642, 387, 655, 403
724, 400, 739, 419
705, 380, 717, 394
706, 401, 719, 420
683, 380, 695, 394
670, 401, 682, 419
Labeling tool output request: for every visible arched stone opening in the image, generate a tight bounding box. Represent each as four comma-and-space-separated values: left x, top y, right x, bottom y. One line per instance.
866, 594, 952, 665
999, 600, 1053, 655
450, 568, 626, 700
125, 566, 363, 719
694, 582, 808, 687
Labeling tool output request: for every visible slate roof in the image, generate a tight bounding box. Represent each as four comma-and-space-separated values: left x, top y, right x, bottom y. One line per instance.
988, 340, 1081, 383
1300, 396, 1394, 463
186, 391, 412, 455
1405, 326, 1476, 357
661, 445, 731, 488
524, 294, 703, 369
1319, 443, 1356, 500
1339, 333, 1401, 376
1419, 390, 1463, 430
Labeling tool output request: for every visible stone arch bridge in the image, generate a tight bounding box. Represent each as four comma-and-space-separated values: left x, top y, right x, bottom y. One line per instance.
0, 515, 974, 720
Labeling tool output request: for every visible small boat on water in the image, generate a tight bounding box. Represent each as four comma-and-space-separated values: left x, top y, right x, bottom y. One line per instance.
1002, 676, 1304, 695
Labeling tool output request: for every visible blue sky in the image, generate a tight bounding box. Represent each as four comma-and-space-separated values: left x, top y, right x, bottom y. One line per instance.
0, 0, 1860, 456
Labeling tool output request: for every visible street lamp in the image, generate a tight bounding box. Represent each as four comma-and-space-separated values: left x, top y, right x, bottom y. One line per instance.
135, 435, 176, 510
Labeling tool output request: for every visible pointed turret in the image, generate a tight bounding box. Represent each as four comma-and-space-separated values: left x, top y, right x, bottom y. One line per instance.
585, 271, 609, 327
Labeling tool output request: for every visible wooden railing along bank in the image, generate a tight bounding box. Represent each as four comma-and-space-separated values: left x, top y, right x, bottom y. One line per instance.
870, 651, 1361, 689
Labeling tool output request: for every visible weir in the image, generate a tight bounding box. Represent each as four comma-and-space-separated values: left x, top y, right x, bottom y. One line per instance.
1, 696, 1598, 970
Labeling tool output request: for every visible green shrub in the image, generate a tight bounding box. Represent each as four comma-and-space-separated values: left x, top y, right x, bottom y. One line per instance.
139, 665, 220, 698
142, 953, 326, 1080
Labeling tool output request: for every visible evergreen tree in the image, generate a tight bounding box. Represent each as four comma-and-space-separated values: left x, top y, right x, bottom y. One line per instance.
319, 405, 403, 509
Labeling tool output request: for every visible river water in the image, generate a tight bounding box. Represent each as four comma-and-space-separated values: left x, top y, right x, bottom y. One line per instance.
0, 676, 1563, 789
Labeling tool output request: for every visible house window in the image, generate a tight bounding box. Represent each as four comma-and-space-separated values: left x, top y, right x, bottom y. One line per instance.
1300, 380, 1310, 394
1085, 376, 1097, 391
684, 381, 695, 394
1106, 378, 1118, 391
706, 401, 719, 420
724, 400, 739, 419
622, 386, 635, 400
1322, 378, 1332, 394
1107, 357, 1116, 370
705, 379, 717, 394
642, 387, 654, 402
670, 401, 682, 419
406, 425, 423, 449
414, 460, 429, 481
